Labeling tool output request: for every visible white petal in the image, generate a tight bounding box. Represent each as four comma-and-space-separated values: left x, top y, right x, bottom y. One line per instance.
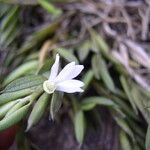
57, 87, 83, 93
58, 80, 84, 87
56, 80, 84, 93
48, 54, 60, 81
55, 62, 75, 82
55, 64, 84, 82
67, 65, 84, 79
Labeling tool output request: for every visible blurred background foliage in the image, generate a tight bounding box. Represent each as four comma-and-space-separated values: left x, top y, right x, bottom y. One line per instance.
0, 0, 150, 150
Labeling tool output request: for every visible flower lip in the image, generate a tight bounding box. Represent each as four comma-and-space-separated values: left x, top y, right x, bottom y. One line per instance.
43, 80, 56, 94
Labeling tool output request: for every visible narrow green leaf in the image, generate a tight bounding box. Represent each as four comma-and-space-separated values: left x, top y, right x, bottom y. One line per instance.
114, 116, 135, 141
131, 87, 150, 123
111, 95, 138, 120
26, 93, 50, 131
0, 17, 18, 45
0, 88, 33, 105
81, 103, 96, 111
82, 70, 94, 90
18, 21, 59, 54
120, 76, 138, 114
90, 29, 109, 53
91, 55, 100, 79
57, 48, 79, 64
1, 6, 19, 31
6, 96, 31, 117
38, 0, 62, 16
6, 87, 44, 116
93, 83, 138, 120
146, 125, 150, 150
4, 60, 38, 85
120, 130, 132, 150
136, 85, 150, 98
37, 59, 54, 75
0, 100, 19, 118
26, 22, 59, 43
99, 56, 116, 92
74, 110, 85, 145
50, 91, 63, 120
81, 97, 117, 111
0, 102, 31, 131
2, 75, 46, 93
77, 40, 91, 62
25, 52, 39, 62
3, 26, 19, 47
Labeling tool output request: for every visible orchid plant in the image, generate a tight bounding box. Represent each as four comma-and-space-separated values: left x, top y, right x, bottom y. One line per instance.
0, 53, 85, 134
1, 2, 150, 149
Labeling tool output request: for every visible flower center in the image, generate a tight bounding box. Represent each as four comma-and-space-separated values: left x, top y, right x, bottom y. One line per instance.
43, 80, 56, 94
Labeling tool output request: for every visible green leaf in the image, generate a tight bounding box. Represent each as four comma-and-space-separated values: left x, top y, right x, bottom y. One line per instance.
90, 29, 109, 53
26, 93, 50, 131
0, 101, 31, 131
111, 95, 138, 120
146, 125, 150, 150
6, 87, 44, 116
37, 59, 54, 75
2, 75, 46, 93
77, 40, 91, 62
0, 88, 33, 105
120, 130, 132, 150
0, 100, 19, 118
91, 54, 101, 79
114, 116, 135, 141
18, 21, 59, 54
81, 103, 96, 111
3, 25, 19, 47
81, 97, 117, 111
131, 87, 150, 123
74, 110, 85, 145
120, 76, 138, 114
1, 6, 19, 31
4, 60, 38, 85
99, 56, 116, 92
38, 0, 62, 16
57, 48, 79, 63
6, 96, 31, 117
89, 29, 109, 53
82, 70, 94, 90
25, 52, 39, 62
50, 91, 63, 120
0, 17, 18, 45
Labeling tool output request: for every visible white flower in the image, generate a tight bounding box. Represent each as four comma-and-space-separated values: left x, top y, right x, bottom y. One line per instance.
43, 54, 84, 94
